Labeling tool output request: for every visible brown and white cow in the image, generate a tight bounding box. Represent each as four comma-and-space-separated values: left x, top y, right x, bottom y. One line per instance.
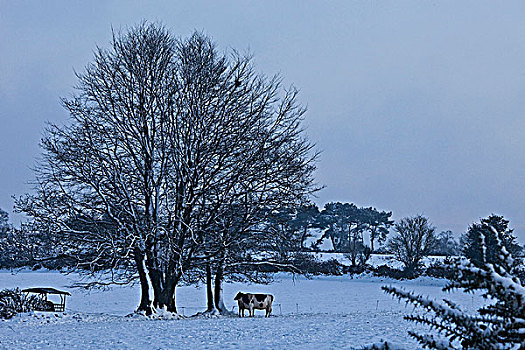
234, 292, 274, 317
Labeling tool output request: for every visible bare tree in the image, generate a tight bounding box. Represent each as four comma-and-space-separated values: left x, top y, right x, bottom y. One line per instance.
17, 23, 318, 315
17, 23, 177, 313
388, 215, 436, 274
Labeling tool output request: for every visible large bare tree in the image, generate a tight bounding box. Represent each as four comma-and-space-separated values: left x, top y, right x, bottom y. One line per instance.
17, 23, 318, 315
387, 215, 436, 274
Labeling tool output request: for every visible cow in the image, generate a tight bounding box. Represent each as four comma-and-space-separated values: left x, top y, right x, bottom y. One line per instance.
234, 292, 274, 317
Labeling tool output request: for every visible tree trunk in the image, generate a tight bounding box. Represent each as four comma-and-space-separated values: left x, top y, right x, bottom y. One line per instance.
330, 235, 338, 252
148, 268, 178, 313
350, 239, 357, 266
134, 248, 152, 315
206, 262, 214, 311
348, 226, 352, 254
300, 227, 308, 250
214, 259, 226, 312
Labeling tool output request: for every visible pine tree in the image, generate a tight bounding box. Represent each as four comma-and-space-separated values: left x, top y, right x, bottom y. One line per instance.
381, 217, 525, 349
463, 215, 522, 267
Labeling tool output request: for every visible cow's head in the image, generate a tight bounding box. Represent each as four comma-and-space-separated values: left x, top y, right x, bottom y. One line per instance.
234, 292, 244, 300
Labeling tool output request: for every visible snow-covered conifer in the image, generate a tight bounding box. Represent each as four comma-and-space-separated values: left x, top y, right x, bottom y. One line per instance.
382, 216, 525, 349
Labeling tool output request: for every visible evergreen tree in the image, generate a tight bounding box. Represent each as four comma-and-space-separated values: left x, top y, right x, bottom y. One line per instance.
0, 208, 8, 237
316, 202, 392, 266
361, 207, 393, 252
463, 215, 522, 267
290, 204, 322, 250
318, 202, 363, 252
382, 217, 525, 349
432, 230, 460, 256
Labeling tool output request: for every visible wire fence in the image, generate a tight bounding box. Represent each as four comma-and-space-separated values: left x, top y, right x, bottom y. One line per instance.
65, 298, 428, 317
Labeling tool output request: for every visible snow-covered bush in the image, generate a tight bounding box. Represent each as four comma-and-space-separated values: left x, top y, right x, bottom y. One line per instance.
290, 253, 344, 275
372, 264, 415, 279
362, 341, 406, 350
424, 258, 455, 280
0, 288, 48, 319
382, 220, 525, 349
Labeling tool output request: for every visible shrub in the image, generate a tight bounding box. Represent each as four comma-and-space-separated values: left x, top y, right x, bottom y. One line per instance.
424, 258, 455, 280
0, 288, 47, 319
362, 341, 405, 350
291, 253, 344, 275
317, 258, 344, 275
344, 264, 367, 275
372, 264, 419, 280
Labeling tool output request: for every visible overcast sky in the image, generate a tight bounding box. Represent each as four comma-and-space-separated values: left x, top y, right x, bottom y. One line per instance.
2, 1, 525, 241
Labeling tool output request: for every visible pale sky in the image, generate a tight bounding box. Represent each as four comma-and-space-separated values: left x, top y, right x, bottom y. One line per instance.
2, 1, 525, 241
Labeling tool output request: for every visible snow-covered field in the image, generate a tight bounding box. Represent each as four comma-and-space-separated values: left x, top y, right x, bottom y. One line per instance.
0, 270, 483, 349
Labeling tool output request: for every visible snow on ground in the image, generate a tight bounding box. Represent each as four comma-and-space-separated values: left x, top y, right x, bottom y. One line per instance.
0, 270, 484, 349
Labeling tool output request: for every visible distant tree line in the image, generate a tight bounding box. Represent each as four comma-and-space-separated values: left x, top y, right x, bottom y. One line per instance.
7, 200, 520, 278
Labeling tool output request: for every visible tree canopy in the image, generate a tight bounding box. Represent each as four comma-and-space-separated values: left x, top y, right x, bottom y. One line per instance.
16, 23, 318, 314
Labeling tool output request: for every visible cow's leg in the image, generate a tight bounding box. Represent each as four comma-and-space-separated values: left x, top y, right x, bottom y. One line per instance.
249, 304, 254, 317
